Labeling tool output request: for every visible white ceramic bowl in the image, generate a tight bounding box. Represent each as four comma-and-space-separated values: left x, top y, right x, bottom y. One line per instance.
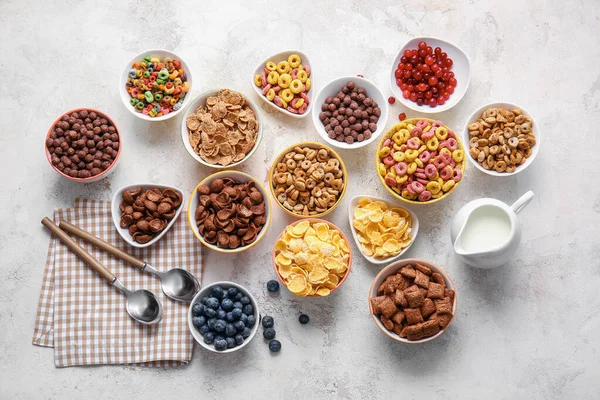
119, 49, 193, 122
188, 281, 260, 353
369, 258, 457, 344
111, 184, 185, 248
311, 76, 389, 150
180, 89, 263, 169
463, 102, 540, 176
187, 170, 272, 253
347, 195, 419, 265
251, 50, 314, 119
390, 37, 470, 113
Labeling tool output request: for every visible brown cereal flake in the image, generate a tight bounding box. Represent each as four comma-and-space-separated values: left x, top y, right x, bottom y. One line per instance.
427, 282, 445, 299
420, 298, 436, 319
434, 297, 453, 314
414, 270, 430, 288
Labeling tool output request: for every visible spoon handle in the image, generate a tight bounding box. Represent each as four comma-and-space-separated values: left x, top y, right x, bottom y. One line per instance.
41, 217, 116, 283
59, 220, 146, 269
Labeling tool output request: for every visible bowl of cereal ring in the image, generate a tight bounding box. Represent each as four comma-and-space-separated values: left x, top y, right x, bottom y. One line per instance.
463, 102, 540, 176
45, 108, 121, 182
187, 170, 271, 253
272, 219, 352, 297
181, 88, 263, 168
252, 50, 313, 118
120, 49, 193, 121
312, 76, 388, 149
375, 118, 466, 204
269, 142, 347, 218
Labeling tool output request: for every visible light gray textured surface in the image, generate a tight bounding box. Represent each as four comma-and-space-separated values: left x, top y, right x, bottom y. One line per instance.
1, 0, 599, 399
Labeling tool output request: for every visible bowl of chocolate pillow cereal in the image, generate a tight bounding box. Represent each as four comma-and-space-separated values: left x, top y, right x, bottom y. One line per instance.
312, 76, 388, 150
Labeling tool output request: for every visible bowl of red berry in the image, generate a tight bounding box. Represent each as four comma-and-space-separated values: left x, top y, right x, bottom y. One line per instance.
390, 37, 470, 113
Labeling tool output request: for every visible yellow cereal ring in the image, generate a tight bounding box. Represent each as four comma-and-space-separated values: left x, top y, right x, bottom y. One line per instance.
437, 177, 444, 186
396, 175, 408, 184
266, 61, 277, 71
392, 187, 401, 194
266, 88, 276, 101
426, 181, 442, 195
408, 162, 418, 175
254, 74, 263, 87
392, 132, 404, 145
279, 98, 288, 108
387, 169, 396, 178
288, 54, 301, 68
418, 145, 427, 153
414, 158, 424, 168
426, 137, 439, 151
292, 98, 304, 109
393, 152, 405, 162
305, 78, 311, 91
277, 61, 291, 74
401, 190, 411, 198
280, 88, 294, 102
431, 191, 443, 199
405, 149, 419, 162
394, 122, 407, 131
442, 180, 456, 192
296, 70, 308, 83
399, 129, 410, 142
423, 125, 432, 133
378, 163, 387, 176
290, 79, 303, 94
278, 73, 292, 88
406, 123, 415, 131
452, 149, 464, 162
440, 148, 452, 156
267, 71, 279, 85
379, 147, 390, 157
435, 127, 448, 140
393, 143, 403, 151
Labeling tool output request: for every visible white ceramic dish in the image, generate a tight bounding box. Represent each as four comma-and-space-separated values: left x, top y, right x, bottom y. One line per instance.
389, 37, 470, 113
251, 50, 314, 119
463, 102, 540, 176
369, 258, 457, 344
311, 76, 389, 150
188, 281, 260, 353
119, 49, 193, 122
111, 184, 185, 248
347, 195, 419, 265
187, 170, 272, 253
180, 89, 263, 169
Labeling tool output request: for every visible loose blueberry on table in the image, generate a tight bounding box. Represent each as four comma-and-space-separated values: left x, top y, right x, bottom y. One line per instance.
262, 315, 274, 328
268, 340, 282, 353
267, 280, 280, 293
263, 327, 276, 340
299, 314, 309, 324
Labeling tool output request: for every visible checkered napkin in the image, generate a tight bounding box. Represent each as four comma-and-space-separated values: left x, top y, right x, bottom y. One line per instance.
32, 199, 203, 367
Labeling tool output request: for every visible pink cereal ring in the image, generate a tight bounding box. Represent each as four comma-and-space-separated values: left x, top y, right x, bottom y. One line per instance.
433, 155, 446, 169
291, 68, 298, 79
385, 176, 397, 187
304, 65, 311, 76
131, 88, 140, 97
394, 162, 408, 175
407, 175, 414, 184
421, 129, 435, 140
141, 108, 149, 115
264, 67, 270, 75
417, 178, 429, 185
273, 96, 283, 107
410, 127, 422, 137
298, 103, 308, 114
414, 172, 427, 180
383, 156, 395, 166
440, 165, 453, 181
300, 92, 310, 104
161, 107, 170, 115
416, 119, 428, 130
447, 138, 458, 151
273, 85, 281, 93
406, 183, 416, 194
390, 148, 395, 155
416, 167, 425, 173
440, 152, 452, 164
449, 159, 456, 167
418, 150, 432, 163
261, 74, 267, 87
383, 138, 392, 147
287, 106, 299, 114
418, 190, 432, 202
424, 164, 437, 178
429, 150, 438, 157
400, 144, 408, 151
262, 84, 272, 95
448, 130, 456, 138
453, 168, 463, 182
407, 138, 419, 150
439, 140, 449, 149
410, 181, 424, 194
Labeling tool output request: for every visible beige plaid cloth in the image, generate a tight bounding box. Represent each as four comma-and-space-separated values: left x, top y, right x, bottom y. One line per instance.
32, 199, 203, 367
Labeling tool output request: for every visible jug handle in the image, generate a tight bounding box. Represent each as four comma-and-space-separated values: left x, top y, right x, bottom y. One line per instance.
511, 191, 534, 214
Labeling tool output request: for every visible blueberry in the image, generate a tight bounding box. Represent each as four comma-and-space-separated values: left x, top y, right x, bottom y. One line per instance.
299, 314, 309, 324
234, 320, 245, 331
267, 280, 280, 293
227, 287, 239, 298
235, 334, 244, 345
225, 312, 235, 322
234, 292, 243, 301
247, 315, 256, 327
217, 309, 227, 319
240, 296, 250, 305
192, 316, 206, 327
203, 332, 214, 344
206, 297, 220, 309
214, 335, 225, 342
225, 323, 237, 337
221, 298, 234, 311
214, 320, 226, 332
241, 327, 252, 338
263, 328, 276, 340
233, 301, 243, 309
198, 324, 209, 335
243, 304, 254, 315
262, 315, 274, 328
207, 318, 217, 330
204, 308, 216, 318
232, 308, 242, 320
214, 339, 227, 351
268, 340, 281, 353
192, 302, 204, 315
211, 286, 225, 299
226, 337, 236, 348
200, 296, 209, 305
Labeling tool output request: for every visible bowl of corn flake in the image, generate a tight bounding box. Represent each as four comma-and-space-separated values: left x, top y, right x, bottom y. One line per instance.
181, 88, 263, 168
272, 219, 352, 297
347, 196, 418, 265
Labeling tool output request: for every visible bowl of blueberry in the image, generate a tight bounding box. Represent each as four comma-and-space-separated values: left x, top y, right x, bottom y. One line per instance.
188, 281, 260, 353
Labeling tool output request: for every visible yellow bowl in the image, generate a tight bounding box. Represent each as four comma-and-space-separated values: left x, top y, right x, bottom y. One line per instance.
269, 141, 348, 218
375, 117, 466, 205
187, 170, 272, 253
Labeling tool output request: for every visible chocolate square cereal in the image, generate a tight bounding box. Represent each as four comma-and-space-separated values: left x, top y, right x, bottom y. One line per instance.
404, 308, 424, 325
398, 275, 412, 291
445, 289, 456, 300
434, 297, 453, 314
393, 289, 408, 307
404, 285, 425, 308
420, 298, 436, 319
370, 296, 387, 314
430, 312, 453, 328
382, 274, 403, 294
415, 263, 432, 275
391, 310, 405, 325
393, 324, 404, 337
431, 272, 445, 285
421, 320, 441, 337
402, 324, 424, 341
380, 315, 394, 331
379, 296, 398, 318
414, 270, 430, 288
418, 287, 429, 298
377, 281, 386, 296
427, 282, 445, 299
400, 266, 416, 279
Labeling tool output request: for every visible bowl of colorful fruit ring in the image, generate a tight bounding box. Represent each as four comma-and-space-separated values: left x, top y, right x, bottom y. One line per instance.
390, 37, 470, 113
272, 219, 352, 297
188, 281, 260, 353
120, 49, 193, 121
375, 117, 467, 205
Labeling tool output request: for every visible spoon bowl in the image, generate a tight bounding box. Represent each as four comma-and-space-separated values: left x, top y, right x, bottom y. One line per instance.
113, 279, 163, 325
156, 267, 200, 302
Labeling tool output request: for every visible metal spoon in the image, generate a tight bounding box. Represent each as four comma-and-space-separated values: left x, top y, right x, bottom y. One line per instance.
59, 220, 200, 302
41, 218, 163, 325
